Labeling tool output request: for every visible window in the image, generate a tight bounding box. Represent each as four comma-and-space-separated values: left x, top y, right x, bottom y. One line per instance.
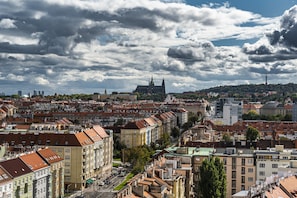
247, 159, 253, 164
232, 180, 236, 188
272, 172, 278, 175
241, 185, 245, 190
248, 168, 253, 173
232, 171, 236, 179
248, 177, 253, 182
24, 183, 28, 193
241, 167, 245, 174
241, 176, 245, 183
259, 163, 265, 168
259, 171, 265, 176
242, 158, 245, 166
272, 164, 278, 168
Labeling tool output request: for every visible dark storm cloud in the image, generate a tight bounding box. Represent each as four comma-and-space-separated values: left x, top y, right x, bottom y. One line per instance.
249, 62, 297, 74
244, 5, 297, 62
167, 41, 215, 64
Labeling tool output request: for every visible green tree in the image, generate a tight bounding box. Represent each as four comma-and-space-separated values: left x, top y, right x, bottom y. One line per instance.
222, 133, 232, 142
171, 127, 180, 138
246, 126, 260, 142
198, 157, 226, 198
242, 110, 260, 120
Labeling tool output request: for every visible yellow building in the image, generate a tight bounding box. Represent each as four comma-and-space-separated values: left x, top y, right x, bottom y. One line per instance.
121, 120, 148, 148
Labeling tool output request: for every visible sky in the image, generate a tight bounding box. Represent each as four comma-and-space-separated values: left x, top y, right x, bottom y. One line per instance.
1, 0, 297, 95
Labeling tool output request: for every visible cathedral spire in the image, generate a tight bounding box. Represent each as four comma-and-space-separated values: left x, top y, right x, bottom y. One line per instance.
150, 76, 154, 86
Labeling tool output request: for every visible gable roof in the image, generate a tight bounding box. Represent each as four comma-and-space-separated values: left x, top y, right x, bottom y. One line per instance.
37, 148, 63, 164
75, 132, 93, 146
84, 128, 103, 142
0, 158, 32, 178
93, 125, 109, 138
19, 152, 48, 171
0, 166, 12, 184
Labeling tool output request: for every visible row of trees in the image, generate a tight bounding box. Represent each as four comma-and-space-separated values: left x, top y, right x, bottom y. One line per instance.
242, 110, 292, 121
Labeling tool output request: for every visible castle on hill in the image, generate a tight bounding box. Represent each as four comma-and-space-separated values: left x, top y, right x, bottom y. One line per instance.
134, 77, 166, 95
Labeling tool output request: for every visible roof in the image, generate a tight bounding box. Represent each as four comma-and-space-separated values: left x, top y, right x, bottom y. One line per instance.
0, 166, 12, 184
75, 132, 93, 146
93, 125, 109, 138
0, 158, 32, 178
265, 186, 289, 198
280, 175, 297, 196
84, 128, 103, 142
37, 147, 63, 164
124, 120, 147, 129
0, 133, 86, 146
19, 152, 48, 171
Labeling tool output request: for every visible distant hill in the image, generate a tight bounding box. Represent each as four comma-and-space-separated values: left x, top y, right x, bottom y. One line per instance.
197, 83, 297, 95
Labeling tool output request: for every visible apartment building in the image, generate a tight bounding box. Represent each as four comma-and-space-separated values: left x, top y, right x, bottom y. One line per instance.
254, 145, 296, 182
223, 101, 243, 125
213, 148, 256, 198
19, 152, 51, 198
0, 125, 113, 192
37, 148, 64, 198
0, 166, 13, 198
0, 158, 34, 198
121, 120, 148, 148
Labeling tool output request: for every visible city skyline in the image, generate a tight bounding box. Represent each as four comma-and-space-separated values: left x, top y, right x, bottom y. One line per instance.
1, 0, 297, 95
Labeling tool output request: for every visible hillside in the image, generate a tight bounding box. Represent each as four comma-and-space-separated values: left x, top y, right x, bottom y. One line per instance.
197, 83, 297, 95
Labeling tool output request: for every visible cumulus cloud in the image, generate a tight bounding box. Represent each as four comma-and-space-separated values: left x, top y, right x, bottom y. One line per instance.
0, 0, 297, 94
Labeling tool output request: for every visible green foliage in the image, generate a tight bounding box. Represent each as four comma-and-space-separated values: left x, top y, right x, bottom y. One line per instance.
113, 135, 127, 158
114, 173, 134, 191
222, 133, 232, 142
243, 111, 292, 121
246, 126, 260, 142
122, 146, 155, 174
136, 93, 166, 101
242, 110, 260, 120
171, 127, 180, 138
198, 157, 226, 198
157, 132, 171, 149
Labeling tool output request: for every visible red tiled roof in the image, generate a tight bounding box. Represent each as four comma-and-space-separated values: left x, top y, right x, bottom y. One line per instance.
93, 125, 109, 138
265, 186, 289, 198
19, 152, 48, 171
84, 128, 103, 142
37, 147, 63, 164
75, 132, 93, 146
280, 175, 297, 197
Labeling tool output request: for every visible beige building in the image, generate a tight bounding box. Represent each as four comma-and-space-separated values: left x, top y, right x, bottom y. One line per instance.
214, 148, 256, 198
0, 125, 113, 192
121, 120, 148, 148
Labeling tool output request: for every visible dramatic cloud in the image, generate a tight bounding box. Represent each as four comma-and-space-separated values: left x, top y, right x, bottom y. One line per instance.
0, 0, 296, 95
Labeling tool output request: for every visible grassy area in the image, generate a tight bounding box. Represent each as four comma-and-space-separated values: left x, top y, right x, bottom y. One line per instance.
113, 162, 121, 167
114, 173, 134, 191
113, 158, 121, 161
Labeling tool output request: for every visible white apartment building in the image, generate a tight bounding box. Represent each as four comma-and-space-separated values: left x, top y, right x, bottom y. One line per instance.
19, 152, 51, 198
0, 167, 13, 198
254, 145, 297, 182
223, 101, 243, 125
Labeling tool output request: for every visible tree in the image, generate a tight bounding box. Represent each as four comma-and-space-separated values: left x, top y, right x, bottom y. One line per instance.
222, 133, 232, 142
171, 127, 180, 138
246, 126, 260, 142
198, 157, 226, 198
